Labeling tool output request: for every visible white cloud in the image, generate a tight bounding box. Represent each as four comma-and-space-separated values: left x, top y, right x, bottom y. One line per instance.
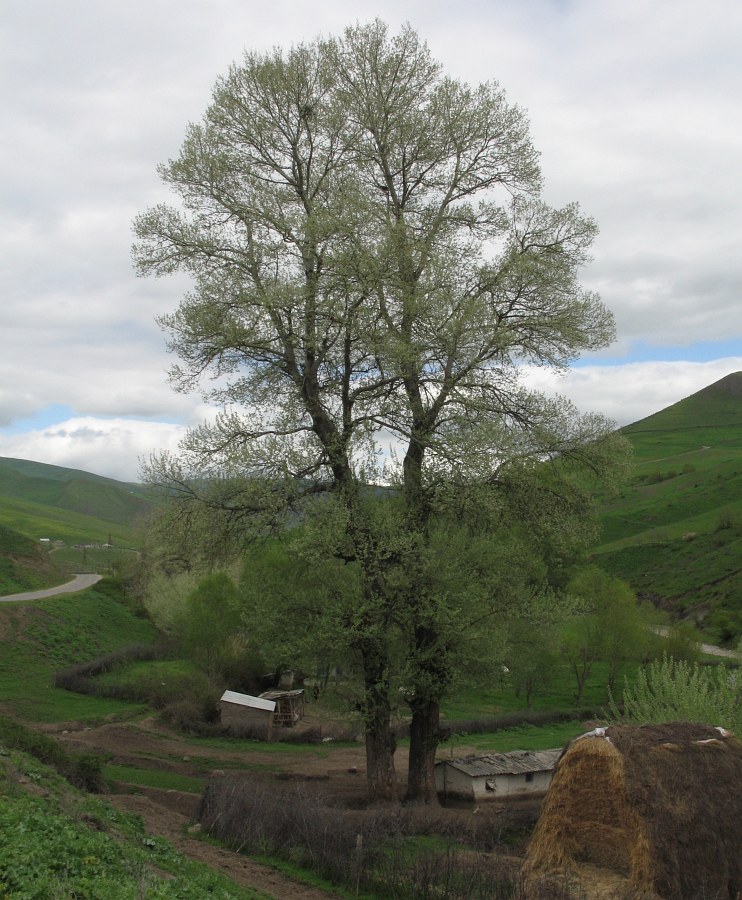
0, 0, 740, 481
523, 358, 742, 428
0, 417, 187, 483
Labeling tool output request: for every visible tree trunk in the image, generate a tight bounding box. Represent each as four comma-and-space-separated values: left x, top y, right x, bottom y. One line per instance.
406, 698, 441, 804
361, 645, 397, 802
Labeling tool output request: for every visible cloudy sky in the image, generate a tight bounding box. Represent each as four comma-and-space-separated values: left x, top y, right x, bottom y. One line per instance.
1, 0, 740, 482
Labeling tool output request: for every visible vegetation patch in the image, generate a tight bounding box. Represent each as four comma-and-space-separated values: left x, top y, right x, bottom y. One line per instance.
198, 774, 571, 899
0, 580, 156, 722
104, 763, 205, 794
0, 715, 105, 792
0, 749, 258, 898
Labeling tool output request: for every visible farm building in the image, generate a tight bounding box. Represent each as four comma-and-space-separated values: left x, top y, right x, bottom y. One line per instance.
435, 749, 561, 802
524, 723, 742, 899
219, 690, 276, 739
259, 689, 305, 727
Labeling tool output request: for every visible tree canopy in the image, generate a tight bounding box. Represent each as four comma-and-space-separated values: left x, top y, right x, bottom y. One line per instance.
133, 20, 629, 801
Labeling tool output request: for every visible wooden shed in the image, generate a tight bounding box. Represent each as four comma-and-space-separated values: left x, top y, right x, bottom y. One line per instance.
219, 690, 276, 739
259, 689, 305, 728
435, 749, 561, 803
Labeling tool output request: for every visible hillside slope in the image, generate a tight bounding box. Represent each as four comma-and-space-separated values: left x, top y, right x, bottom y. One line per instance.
622, 371, 742, 458
594, 372, 742, 644
0, 523, 58, 593
0, 456, 156, 546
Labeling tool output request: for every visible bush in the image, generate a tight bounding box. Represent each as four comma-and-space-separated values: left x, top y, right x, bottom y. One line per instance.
0, 717, 105, 792
54, 644, 161, 693
197, 775, 574, 898
610, 654, 742, 732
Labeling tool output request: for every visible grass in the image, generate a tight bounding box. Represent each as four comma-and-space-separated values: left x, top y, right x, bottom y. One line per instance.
441, 721, 586, 755
0, 749, 262, 899
440, 660, 627, 721
0, 455, 155, 531
0, 580, 156, 722
51, 544, 141, 577
104, 763, 206, 793
0, 492, 141, 547
94, 657, 204, 690
589, 376, 742, 643
0, 523, 64, 594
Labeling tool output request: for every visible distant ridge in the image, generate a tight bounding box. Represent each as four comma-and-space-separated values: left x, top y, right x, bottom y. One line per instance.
0, 456, 156, 544
623, 371, 742, 436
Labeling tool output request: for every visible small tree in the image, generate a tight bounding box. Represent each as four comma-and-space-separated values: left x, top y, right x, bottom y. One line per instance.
561, 568, 648, 702
506, 589, 569, 708
182, 572, 242, 679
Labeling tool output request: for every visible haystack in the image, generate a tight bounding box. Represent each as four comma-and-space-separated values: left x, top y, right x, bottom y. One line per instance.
524, 723, 742, 899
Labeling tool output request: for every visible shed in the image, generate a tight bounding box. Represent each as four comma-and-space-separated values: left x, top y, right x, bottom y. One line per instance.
435, 748, 561, 802
524, 723, 742, 899
259, 689, 305, 727
219, 690, 276, 739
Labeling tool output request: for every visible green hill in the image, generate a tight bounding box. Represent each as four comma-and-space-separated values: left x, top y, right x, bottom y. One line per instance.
0, 457, 156, 547
593, 372, 742, 644
0, 523, 58, 593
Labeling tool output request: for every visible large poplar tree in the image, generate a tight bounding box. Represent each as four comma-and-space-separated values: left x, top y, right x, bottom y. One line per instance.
133, 21, 628, 802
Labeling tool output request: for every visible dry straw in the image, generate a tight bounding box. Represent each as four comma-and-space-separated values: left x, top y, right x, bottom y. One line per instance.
524, 723, 742, 899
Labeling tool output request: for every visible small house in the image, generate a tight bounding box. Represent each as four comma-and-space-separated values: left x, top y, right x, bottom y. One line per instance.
259, 689, 306, 727
219, 690, 276, 739
435, 748, 561, 802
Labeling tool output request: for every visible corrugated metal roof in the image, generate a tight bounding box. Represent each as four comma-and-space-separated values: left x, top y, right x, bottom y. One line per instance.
437, 748, 561, 777
259, 689, 305, 700
220, 690, 276, 712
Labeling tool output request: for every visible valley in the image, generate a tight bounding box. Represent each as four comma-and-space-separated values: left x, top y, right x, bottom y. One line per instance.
1, 372, 741, 897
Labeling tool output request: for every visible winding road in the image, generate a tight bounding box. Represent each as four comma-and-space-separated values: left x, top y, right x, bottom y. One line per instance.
0, 573, 102, 602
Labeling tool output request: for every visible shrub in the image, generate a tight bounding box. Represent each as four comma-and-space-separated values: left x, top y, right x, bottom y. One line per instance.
610, 654, 742, 732
0, 717, 105, 792
197, 775, 574, 898
54, 644, 161, 693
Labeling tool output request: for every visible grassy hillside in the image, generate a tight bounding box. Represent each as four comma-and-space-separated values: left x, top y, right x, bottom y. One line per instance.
0, 456, 156, 547
0, 747, 256, 898
0, 523, 61, 593
594, 372, 742, 643
0, 579, 157, 722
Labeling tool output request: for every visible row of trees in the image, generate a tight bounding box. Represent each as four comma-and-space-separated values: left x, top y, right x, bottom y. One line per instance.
143, 550, 687, 721
133, 21, 630, 801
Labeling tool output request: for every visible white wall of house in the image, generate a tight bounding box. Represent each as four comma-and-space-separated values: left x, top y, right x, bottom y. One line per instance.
435, 763, 553, 801
476, 769, 553, 799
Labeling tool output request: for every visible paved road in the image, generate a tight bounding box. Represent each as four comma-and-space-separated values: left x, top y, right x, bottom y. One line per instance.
652, 625, 738, 660
0, 573, 102, 602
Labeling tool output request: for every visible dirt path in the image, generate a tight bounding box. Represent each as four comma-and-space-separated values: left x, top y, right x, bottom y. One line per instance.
106, 790, 342, 899
50, 715, 402, 803
50, 716, 369, 898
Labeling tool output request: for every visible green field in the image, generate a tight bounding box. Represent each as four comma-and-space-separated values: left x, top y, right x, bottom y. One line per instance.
0, 455, 155, 547
0, 493, 142, 547
0, 751, 260, 898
